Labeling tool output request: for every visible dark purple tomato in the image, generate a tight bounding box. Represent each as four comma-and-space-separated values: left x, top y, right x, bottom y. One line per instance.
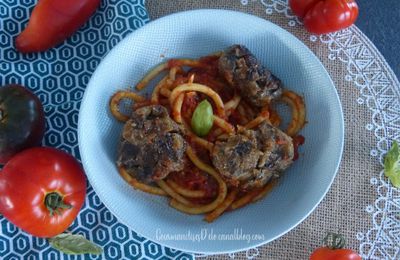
0, 85, 45, 164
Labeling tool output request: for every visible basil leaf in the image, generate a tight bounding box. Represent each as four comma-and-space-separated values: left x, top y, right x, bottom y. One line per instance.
48, 233, 103, 255
384, 140, 400, 188
191, 99, 214, 137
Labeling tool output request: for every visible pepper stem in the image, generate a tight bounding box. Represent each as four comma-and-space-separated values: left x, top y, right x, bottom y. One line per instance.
45, 192, 72, 216
323, 232, 346, 250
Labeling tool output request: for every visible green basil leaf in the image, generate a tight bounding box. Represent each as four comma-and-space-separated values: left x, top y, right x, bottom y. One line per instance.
191, 99, 214, 137
384, 140, 400, 188
48, 233, 103, 255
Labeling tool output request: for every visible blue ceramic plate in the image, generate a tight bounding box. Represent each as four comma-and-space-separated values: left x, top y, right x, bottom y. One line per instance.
78, 9, 344, 254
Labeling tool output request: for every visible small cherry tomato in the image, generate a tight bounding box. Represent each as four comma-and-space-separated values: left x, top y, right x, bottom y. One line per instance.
0, 85, 45, 164
289, 0, 359, 35
15, 0, 100, 53
0, 147, 86, 238
311, 247, 362, 260
310, 232, 362, 260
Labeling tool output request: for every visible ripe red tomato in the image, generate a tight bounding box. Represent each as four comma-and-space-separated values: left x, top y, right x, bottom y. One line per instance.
289, 0, 359, 34
15, 0, 100, 53
310, 247, 362, 260
0, 147, 86, 238
290, 0, 320, 18
0, 85, 45, 164
310, 232, 362, 260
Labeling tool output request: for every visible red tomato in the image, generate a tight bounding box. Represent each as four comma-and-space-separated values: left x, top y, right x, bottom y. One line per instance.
289, 0, 359, 34
15, 0, 100, 53
310, 247, 362, 260
310, 232, 362, 260
0, 147, 86, 238
290, 0, 320, 18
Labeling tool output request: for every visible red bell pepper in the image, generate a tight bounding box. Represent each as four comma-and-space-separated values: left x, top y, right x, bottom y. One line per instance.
15, 0, 101, 53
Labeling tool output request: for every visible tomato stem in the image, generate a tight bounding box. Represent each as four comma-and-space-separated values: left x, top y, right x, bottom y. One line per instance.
45, 192, 72, 216
323, 232, 346, 250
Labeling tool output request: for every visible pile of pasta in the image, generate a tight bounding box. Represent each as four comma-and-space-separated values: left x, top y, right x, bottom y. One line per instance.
110, 53, 306, 222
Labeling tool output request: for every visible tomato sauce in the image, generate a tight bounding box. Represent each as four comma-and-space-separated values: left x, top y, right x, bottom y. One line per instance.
168, 159, 218, 199
167, 59, 183, 69
199, 55, 220, 67
293, 135, 305, 161
181, 91, 199, 121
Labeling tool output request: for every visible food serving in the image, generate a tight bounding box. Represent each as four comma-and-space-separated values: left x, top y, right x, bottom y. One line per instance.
109, 45, 306, 222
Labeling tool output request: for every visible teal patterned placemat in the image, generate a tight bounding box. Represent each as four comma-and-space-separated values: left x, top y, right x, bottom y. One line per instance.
0, 1, 193, 259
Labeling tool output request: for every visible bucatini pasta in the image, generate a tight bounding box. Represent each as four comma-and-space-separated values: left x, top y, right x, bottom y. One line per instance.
109, 45, 306, 222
